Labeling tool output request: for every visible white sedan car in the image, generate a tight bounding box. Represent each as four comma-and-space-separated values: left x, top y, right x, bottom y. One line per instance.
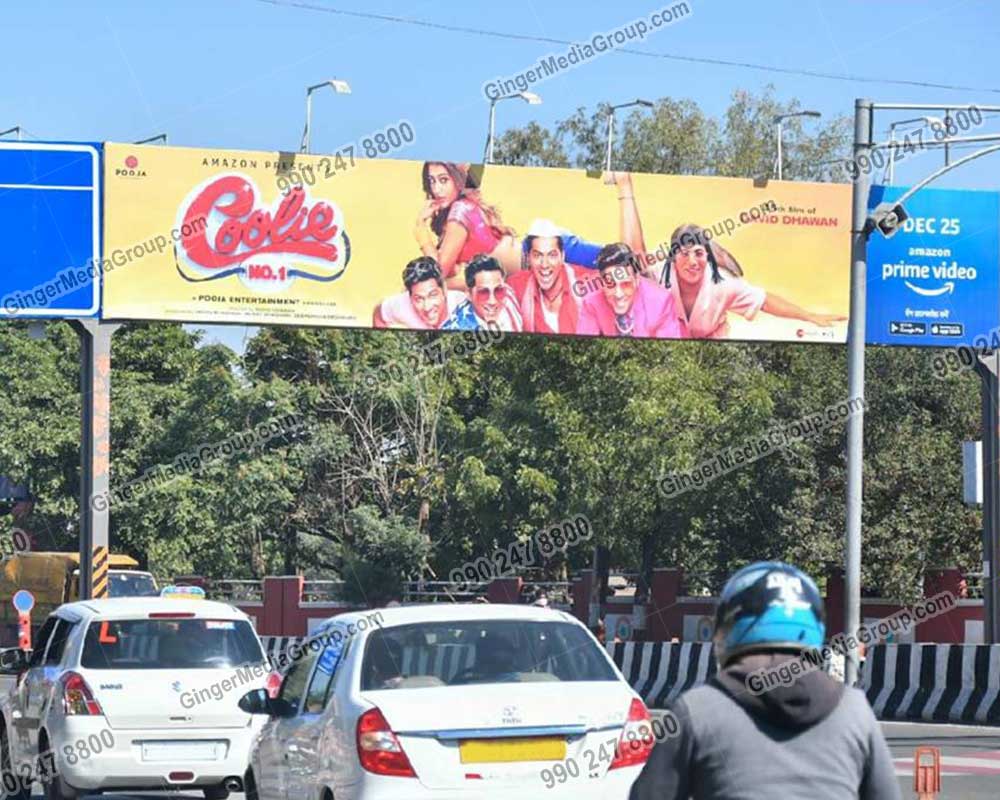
242, 604, 653, 800
0, 597, 277, 799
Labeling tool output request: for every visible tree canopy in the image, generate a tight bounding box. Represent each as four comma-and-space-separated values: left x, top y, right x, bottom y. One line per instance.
0, 87, 981, 602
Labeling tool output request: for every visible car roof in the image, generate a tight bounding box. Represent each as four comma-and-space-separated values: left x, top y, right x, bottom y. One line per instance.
54, 598, 249, 622
314, 603, 578, 634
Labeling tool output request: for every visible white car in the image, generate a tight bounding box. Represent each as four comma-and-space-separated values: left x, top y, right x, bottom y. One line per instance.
242, 604, 654, 800
0, 597, 278, 799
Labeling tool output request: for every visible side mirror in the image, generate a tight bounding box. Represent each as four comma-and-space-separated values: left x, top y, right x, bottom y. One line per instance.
239, 688, 295, 718
0, 648, 30, 675
238, 688, 270, 715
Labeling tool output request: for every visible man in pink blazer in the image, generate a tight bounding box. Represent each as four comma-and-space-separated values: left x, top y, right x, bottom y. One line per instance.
577, 243, 686, 339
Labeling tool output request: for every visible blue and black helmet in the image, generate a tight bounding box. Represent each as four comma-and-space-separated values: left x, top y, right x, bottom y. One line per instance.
713, 561, 825, 667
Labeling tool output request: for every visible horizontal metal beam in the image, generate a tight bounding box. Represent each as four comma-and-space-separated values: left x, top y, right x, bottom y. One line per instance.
872, 103, 1000, 112
869, 132, 1000, 150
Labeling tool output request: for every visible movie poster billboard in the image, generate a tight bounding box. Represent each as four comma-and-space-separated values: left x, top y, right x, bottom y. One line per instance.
102, 142, 850, 342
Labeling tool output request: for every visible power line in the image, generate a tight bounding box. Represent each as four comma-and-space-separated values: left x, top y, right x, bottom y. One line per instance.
253, 0, 1000, 96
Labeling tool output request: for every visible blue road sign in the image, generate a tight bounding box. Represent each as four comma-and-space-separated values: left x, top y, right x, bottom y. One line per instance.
866, 185, 1000, 347
12, 589, 34, 614
0, 142, 101, 318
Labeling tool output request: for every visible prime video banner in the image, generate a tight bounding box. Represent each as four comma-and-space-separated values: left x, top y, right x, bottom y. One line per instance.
866, 184, 1000, 347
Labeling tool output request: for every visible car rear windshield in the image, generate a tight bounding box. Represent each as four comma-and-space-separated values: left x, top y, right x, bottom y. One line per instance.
109, 572, 158, 597
72, 571, 159, 598
361, 619, 616, 691
81, 618, 264, 670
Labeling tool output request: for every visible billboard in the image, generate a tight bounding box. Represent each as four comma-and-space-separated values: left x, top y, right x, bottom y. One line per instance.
866, 185, 1000, 347
102, 142, 850, 342
0, 142, 101, 318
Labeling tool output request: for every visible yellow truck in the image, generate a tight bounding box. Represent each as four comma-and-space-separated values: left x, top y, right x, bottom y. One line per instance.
0, 552, 158, 643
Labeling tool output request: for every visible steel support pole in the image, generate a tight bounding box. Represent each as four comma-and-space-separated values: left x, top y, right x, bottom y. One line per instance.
844, 99, 874, 684
975, 354, 1000, 643
72, 320, 118, 600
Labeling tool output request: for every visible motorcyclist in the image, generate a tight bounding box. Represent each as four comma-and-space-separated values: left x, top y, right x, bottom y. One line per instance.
629, 561, 900, 799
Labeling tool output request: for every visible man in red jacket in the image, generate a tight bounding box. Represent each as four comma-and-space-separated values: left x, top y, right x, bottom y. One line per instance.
507, 219, 591, 335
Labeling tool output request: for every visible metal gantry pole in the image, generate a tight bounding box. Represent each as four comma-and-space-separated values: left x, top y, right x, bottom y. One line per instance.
72, 320, 118, 600
975, 353, 1000, 643
844, 98, 874, 685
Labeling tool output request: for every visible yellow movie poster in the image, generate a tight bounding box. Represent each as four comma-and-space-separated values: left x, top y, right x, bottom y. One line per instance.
102, 142, 850, 343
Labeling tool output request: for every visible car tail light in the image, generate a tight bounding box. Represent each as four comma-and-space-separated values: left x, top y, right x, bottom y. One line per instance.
609, 698, 655, 770
265, 671, 282, 699
356, 707, 417, 778
148, 612, 196, 618
61, 671, 104, 716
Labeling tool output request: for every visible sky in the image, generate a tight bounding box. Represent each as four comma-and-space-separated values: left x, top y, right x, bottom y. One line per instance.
2, 0, 998, 350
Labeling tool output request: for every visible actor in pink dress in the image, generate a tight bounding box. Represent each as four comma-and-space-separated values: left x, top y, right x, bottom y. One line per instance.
662, 224, 846, 339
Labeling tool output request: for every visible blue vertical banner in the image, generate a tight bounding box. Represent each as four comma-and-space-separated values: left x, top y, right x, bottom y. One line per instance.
866, 184, 999, 347
0, 142, 101, 318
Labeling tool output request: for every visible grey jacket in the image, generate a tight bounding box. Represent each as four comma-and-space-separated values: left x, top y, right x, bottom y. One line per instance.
629, 652, 901, 800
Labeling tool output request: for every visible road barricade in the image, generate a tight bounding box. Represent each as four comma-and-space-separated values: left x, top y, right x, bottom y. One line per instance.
860, 643, 1000, 723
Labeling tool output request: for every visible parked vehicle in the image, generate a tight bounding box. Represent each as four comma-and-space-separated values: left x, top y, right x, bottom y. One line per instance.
0, 597, 277, 799
0, 552, 158, 646
241, 604, 653, 800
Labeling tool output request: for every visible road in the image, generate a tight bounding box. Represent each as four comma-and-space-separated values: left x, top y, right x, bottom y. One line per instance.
885, 721, 1000, 799
9, 722, 998, 800
0, 688, 994, 800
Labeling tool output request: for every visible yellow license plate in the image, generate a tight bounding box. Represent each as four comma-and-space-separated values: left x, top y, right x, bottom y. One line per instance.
459, 737, 567, 764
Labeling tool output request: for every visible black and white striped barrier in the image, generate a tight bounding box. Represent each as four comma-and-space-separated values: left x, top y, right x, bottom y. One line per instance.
260, 635, 302, 665
861, 644, 1000, 723
606, 641, 717, 708
265, 636, 1000, 725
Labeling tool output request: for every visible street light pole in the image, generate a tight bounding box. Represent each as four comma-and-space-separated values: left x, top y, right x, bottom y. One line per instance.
134, 134, 167, 145
0, 126, 22, 140
773, 110, 822, 180
843, 100, 1000, 670
301, 79, 352, 154
486, 98, 498, 164
975, 353, 1000, 644
604, 99, 654, 172
483, 92, 542, 165
605, 112, 615, 173
844, 98, 873, 686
